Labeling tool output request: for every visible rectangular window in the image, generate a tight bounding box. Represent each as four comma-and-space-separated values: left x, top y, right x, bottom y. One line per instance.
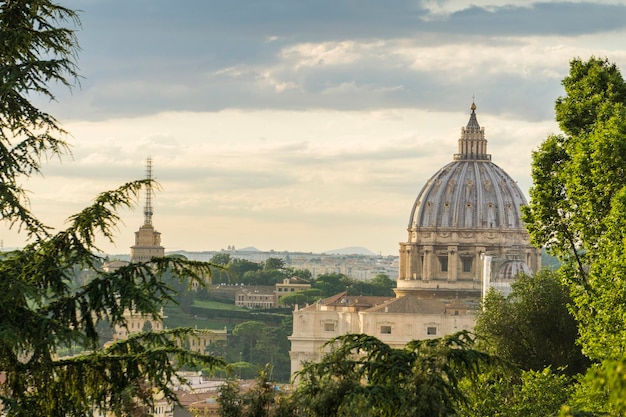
324, 323, 335, 332
439, 256, 448, 272
462, 257, 473, 273
427, 326, 437, 336
380, 325, 392, 334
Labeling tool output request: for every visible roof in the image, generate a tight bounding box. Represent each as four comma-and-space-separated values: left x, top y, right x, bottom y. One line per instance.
408, 104, 527, 230
368, 296, 445, 314
298, 291, 392, 311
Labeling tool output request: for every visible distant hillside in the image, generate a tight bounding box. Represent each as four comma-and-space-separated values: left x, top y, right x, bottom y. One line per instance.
237, 246, 260, 252
324, 246, 376, 256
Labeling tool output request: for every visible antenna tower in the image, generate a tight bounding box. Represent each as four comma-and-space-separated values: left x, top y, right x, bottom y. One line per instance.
144, 157, 153, 225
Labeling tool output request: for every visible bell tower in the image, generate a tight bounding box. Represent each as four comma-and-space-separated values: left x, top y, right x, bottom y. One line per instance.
130, 157, 165, 262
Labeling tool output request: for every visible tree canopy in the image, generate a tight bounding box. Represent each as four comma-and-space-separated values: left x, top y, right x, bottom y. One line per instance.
0, 2, 224, 415
523, 57, 626, 287
286, 332, 493, 417
475, 269, 588, 375
523, 56, 626, 414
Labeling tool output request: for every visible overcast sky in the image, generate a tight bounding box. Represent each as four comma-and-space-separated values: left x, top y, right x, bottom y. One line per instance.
6, 0, 626, 256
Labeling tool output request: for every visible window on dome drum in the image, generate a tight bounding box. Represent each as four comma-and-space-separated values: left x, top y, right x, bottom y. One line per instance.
380, 325, 392, 334
462, 257, 473, 273
439, 256, 448, 272
427, 326, 437, 336
324, 322, 335, 332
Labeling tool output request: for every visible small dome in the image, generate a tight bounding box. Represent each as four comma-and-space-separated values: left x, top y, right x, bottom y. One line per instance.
496, 260, 532, 281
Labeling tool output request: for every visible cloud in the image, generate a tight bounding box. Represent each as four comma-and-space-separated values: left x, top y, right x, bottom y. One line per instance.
13, 0, 626, 256
41, 0, 626, 123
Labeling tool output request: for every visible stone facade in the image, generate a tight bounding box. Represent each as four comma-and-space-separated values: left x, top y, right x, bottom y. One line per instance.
289, 292, 475, 377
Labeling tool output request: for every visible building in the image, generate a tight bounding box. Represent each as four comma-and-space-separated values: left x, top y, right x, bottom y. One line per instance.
275, 277, 311, 300
289, 103, 541, 378
130, 157, 165, 262
233, 278, 312, 308
235, 286, 276, 309
396, 102, 541, 298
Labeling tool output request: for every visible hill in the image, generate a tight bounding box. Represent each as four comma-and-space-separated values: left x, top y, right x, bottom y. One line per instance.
323, 246, 376, 256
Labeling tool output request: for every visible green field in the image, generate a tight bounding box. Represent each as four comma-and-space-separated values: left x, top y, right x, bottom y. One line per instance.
192, 299, 248, 311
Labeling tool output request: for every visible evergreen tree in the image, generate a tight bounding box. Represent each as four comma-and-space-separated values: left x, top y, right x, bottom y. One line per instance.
0, 2, 223, 415
288, 332, 493, 417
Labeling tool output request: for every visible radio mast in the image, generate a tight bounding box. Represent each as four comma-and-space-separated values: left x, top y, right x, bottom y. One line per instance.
144, 157, 154, 226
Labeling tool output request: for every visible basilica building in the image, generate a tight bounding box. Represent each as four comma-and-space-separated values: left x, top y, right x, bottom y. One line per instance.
289, 103, 541, 378
396, 102, 541, 298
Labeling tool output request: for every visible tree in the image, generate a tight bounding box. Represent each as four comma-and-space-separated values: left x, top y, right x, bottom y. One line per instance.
210, 253, 232, 266
522, 57, 626, 414
279, 288, 322, 307
459, 367, 574, 417
218, 366, 289, 417
217, 376, 244, 417
0, 0, 77, 235
229, 258, 262, 282
555, 57, 626, 137
475, 269, 588, 376
0, 2, 224, 415
290, 268, 312, 281
264, 257, 285, 271
232, 321, 268, 363
522, 57, 626, 358
370, 274, 396, 293
313, 273, 350, 297
522, 57, 626, 287
287, 332, 493, 417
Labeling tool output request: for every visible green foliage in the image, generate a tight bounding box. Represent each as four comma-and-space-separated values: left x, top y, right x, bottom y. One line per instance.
279, 288, 322, 307
218, 366, 291, 417
0, 0, 79, 237
313, 272, 351, 297
369, 274, 396, 293
217, 377, 244, 417
0, 183, 226, 416
461, 367, 573, 417
229, 319, 292, 382
210, 253, 232, 266
573, 188, 626, 360
561, 359, 626, 416
555, 57, 626, 137
522, 56, 626, 416
290, 268, 312, 281
522, 57, 626, 286
310, 272, 395, 298
290, 331, 493, 417
0, 2, 226, 415
475, 270, 588, 375
264, 257, 285, 271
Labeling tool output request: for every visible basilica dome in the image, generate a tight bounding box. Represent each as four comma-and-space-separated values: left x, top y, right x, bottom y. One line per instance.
396, 103, 541, 299
409, 105, 527, 231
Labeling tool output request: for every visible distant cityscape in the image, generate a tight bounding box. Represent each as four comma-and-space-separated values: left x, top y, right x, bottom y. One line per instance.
111, 246, 400, 281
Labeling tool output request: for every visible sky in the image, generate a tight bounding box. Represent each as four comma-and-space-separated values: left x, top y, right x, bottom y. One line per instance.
5, 0, 626, 256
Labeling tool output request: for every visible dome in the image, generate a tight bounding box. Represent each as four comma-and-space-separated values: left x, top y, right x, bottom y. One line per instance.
496, 260, 532, 281
408, 104, 527, 231
396, 102, 541, 299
